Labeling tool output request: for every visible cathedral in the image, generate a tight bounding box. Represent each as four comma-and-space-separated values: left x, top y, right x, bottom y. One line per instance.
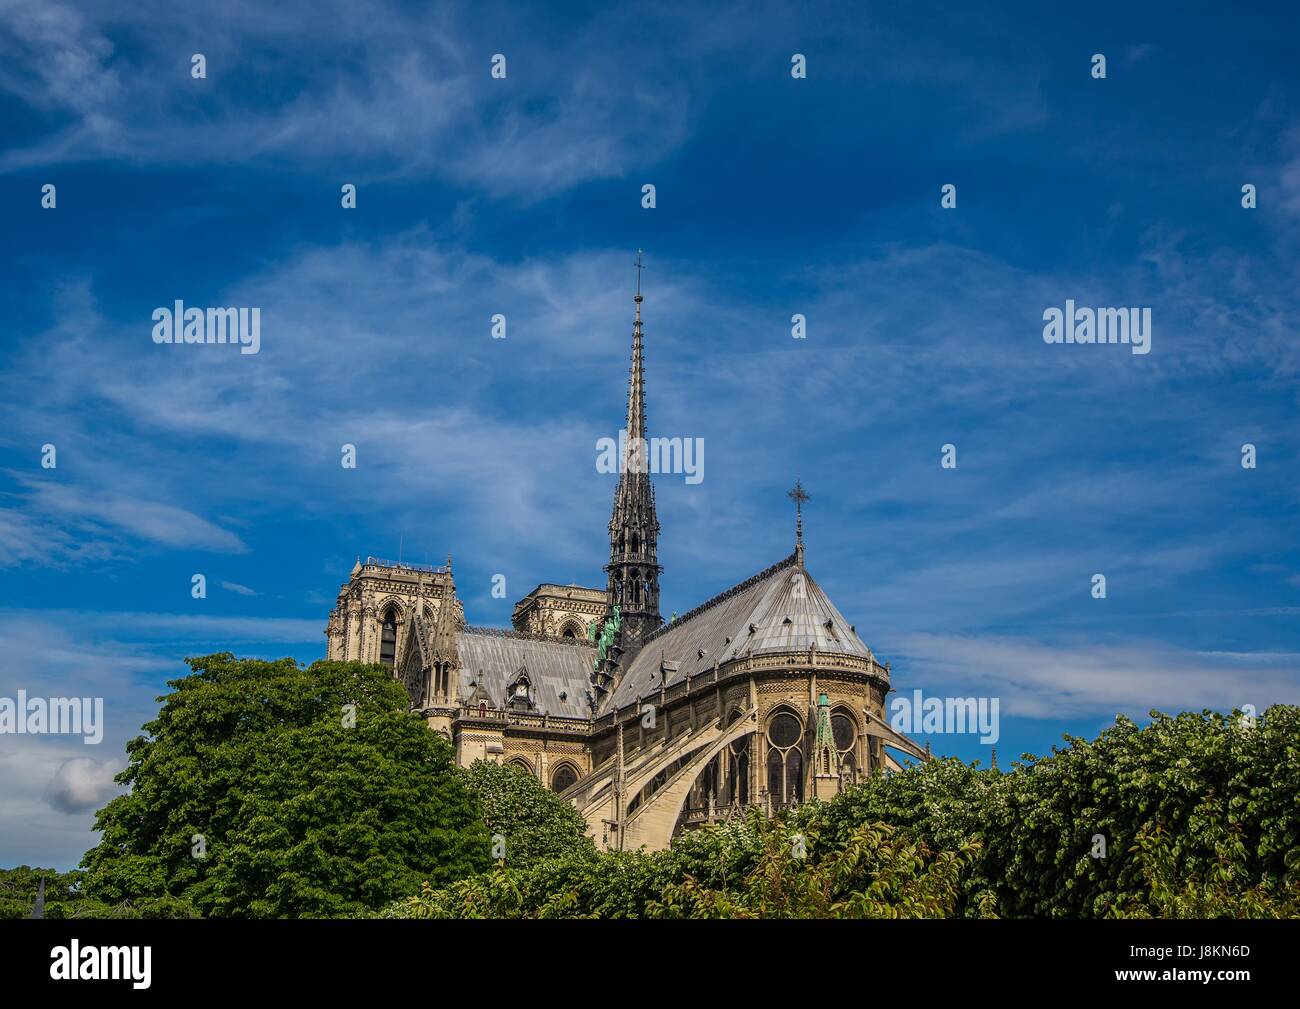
324, 272, 926, 851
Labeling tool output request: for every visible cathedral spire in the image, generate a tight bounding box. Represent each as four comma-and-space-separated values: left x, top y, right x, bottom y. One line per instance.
626, 249, 647, 448
605, 252, 662, 648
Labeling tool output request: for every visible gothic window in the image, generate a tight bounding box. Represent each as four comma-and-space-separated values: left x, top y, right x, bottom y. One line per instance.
379, 609, 398, 668
832, 712, 855, 750
786, 749, 804, 801
630, 532, 640, 555
727, 736, 750, 806
551, 763, 578, 793
766, 710, 804, 806
832, 710, 858, 784
506, 757, 533, 775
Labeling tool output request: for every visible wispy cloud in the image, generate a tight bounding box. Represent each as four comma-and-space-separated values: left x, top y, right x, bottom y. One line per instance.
0, 474, 247, 567
896, 632, 1300, 720
0, 0, 698, 197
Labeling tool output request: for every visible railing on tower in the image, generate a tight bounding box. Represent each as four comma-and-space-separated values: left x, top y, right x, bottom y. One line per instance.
364, 557, 444, 573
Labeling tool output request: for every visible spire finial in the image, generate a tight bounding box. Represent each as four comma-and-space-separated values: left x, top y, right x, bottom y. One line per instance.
787, 479, 810, 562
634, 248, 645, 299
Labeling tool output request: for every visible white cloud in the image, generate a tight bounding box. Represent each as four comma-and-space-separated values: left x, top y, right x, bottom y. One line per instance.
45, 757, 123, 814
0, 0, 696, 197
895, 632, 1300, 720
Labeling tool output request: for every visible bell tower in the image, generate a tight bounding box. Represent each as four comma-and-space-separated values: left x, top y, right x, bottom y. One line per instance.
604, 252, 663, 649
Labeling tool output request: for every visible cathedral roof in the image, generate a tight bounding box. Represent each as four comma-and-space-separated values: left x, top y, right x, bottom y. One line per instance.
604, 552, 875, 712
455, 628, 595, 719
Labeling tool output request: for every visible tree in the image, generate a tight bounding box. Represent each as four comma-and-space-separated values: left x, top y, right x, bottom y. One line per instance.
81, 654, 490, 918
809, 705, 1300, 917
461, 760, 594, 865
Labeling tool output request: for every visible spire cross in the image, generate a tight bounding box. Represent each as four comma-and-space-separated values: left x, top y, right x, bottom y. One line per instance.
787, 479, 810, 546
634, 249, 645, 299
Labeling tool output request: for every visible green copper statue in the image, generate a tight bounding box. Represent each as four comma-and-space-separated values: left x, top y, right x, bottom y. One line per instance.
592, 605, 622, 672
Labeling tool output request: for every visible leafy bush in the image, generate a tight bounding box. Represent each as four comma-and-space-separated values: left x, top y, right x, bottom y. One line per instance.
461, 760, 595, 864
809, 706, 1300, 917
386, 706, 1300, 919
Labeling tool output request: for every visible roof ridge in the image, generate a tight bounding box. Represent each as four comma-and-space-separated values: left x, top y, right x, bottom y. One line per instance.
639, 551, 799, 647
461, 624, 592, 647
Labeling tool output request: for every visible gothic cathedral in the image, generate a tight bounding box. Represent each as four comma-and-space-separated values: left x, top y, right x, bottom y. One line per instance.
324, 275, 925, 851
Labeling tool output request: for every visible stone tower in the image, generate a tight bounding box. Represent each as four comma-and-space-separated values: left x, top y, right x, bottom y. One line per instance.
604, 259, 663, 649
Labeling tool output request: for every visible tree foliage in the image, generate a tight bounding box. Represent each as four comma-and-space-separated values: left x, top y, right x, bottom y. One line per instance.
80, 654, 490, 918
386, 706, 1300, 919
461, 760, 595, 864
809, 706, 1300, 917
1, 866, 201, 919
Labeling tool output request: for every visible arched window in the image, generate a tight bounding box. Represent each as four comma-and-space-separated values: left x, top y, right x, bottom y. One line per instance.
726, 736, 750, 806
630, 532, 640, 555
629, 569, 640, 607
832, 710, 858, 785
551, 763, 578, 793
766, 710, 804, 806
506, 757, 533, 775
379, 609, 398, 668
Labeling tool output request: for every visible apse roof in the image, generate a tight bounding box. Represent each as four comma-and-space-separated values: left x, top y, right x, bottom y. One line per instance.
604, 552, 874, 712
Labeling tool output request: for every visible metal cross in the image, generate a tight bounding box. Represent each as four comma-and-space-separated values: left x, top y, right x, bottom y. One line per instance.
787, 479, 810, 545
635, 248, 645, 295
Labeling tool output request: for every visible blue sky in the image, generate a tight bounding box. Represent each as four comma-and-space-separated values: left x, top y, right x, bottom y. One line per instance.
1, 0, 1298, 869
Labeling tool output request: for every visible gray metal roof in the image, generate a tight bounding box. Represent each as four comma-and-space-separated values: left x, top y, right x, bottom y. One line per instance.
455, 629, 595, 718
605, 553, 873, 711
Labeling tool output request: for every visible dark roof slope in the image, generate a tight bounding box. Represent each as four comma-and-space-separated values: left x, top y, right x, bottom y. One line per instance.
604, 553, 873, 711
455, 627, 595, 719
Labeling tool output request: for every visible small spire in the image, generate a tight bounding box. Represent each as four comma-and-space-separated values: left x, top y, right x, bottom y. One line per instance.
31, 875, 45, 919
787, 479, 810, 564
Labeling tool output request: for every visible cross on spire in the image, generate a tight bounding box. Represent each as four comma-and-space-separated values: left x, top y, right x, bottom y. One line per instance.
634, 248, 645, 298
788, 479, 810, 561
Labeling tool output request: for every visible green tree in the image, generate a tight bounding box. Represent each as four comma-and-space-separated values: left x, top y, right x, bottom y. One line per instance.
461, 760, 594, 865
809, 705, 1300, 917
81, 654, 490, 918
